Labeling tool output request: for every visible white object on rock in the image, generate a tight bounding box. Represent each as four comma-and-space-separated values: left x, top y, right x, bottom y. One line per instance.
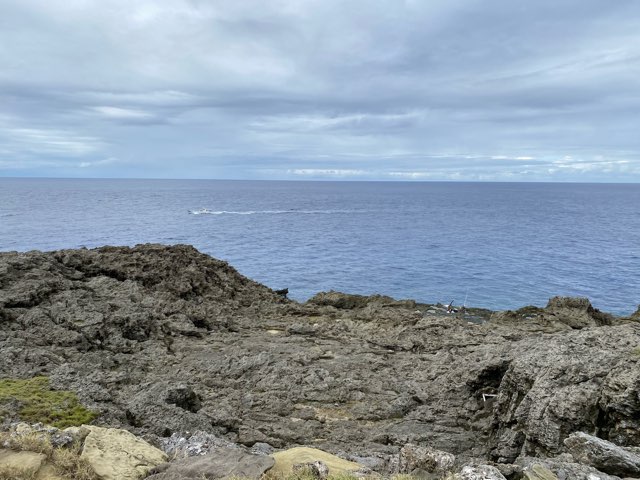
456, 465, 508, 480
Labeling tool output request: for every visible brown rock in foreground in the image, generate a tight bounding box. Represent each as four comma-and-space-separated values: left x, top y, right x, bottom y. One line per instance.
1, 244, 639, 467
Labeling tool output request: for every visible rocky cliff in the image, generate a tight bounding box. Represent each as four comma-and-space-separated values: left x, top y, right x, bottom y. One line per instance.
1, 244, 639, 476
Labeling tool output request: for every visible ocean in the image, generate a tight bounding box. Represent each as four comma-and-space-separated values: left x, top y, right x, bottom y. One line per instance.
1, 178, 639, 315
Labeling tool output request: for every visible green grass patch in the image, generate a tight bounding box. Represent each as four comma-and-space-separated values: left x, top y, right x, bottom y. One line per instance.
632, 347, 640, 356
0, 377, 97, 428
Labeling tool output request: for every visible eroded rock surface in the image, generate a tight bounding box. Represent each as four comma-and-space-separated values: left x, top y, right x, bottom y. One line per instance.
1, 244, 639, 470
564, 432, 640, 477
80, 425, 167, 480
146, 447, 274, 480
271, 447, 362, 476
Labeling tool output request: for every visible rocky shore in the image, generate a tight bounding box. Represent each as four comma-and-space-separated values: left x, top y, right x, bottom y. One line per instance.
1, 244, 639, 479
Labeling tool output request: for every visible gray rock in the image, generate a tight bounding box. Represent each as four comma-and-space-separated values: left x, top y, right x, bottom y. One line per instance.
125, 382, 213, 437
518, 456, 622, 480
145, 447, 275, 479
545, 297, 613, 329
564, 432, 640, 477
488, 326, 640, 461
398, 443, 455, 474
250, 442, 275, 456
345, 452, 396, 474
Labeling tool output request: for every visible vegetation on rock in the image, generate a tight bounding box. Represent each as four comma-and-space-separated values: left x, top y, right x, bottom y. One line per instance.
0, 430, 98, 480
0, 377, 96, 428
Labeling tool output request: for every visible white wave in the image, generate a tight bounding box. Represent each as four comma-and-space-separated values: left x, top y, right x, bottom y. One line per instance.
189, 209, 359, 216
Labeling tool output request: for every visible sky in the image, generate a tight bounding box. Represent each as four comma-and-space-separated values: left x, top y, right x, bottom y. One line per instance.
1, 1, 640, 182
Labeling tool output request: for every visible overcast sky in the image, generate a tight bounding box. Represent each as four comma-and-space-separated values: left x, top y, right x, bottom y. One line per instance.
1, 1, 639, 181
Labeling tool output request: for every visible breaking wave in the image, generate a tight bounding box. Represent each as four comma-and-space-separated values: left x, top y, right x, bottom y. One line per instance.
189, 208, 359, 216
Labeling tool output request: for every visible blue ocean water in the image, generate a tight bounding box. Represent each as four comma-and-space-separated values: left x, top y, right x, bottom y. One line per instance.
1, 178, 639, 315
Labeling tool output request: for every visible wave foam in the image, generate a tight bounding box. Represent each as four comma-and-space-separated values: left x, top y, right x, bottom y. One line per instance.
189, 209, 357, 216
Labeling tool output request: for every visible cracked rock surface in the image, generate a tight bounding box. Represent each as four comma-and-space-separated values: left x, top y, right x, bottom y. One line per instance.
1, 244, 639, 466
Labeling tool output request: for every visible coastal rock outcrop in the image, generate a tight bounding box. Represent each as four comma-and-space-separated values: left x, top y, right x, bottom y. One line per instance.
1, 244, 639, 476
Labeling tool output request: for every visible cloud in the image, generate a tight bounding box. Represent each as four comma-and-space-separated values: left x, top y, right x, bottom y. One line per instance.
287, 169, 367, 177
0, 0, 639, 180
89, 106, 164, 124
78, 157, 119, 168
92, 106, 155, 120
0, 125, 103, 156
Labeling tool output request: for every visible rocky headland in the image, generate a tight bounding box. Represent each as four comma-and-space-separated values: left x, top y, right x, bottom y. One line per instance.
1, 244, 639, 480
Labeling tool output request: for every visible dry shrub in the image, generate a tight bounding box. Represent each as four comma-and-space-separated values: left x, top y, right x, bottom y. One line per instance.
51, 448, 99, 480
0, 432, 54, 457
0, 430, 98, 480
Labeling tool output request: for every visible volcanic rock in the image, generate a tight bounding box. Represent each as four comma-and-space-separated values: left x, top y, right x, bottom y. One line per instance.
398, 443, 456, 475
517, 455, 623, 480
146, 447, 274, 480
564, 432, 640, 477
1, 245, 639, 470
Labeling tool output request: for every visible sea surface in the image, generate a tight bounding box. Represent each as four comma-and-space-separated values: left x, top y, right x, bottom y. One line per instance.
1, 178, 639, 315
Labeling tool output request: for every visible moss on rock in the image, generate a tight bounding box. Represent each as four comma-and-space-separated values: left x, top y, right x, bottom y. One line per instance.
0, 377, 97, 428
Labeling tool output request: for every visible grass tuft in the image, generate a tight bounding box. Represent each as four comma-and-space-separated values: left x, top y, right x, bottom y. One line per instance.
0, 376, 97, 428
0, 431, 99, 480
51, 448, 99, 480
0, 432, 54, 456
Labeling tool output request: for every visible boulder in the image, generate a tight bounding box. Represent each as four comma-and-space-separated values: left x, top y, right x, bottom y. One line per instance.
145, 447, 274, 479
0, 449, 46, 473
398, 443, 455, 474
564, 432, 640, 477
80, 426, 167, 480
307, 291, 415, 310
270, 447, 362, 476
489, 325, 640, 462
545, 297, 613, 329
517, 455, 622, 480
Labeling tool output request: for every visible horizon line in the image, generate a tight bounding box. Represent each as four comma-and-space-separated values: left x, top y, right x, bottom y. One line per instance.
1, 175, 639, 185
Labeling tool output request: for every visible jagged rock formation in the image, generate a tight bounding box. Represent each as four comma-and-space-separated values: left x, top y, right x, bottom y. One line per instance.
1, 244, 639, 474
